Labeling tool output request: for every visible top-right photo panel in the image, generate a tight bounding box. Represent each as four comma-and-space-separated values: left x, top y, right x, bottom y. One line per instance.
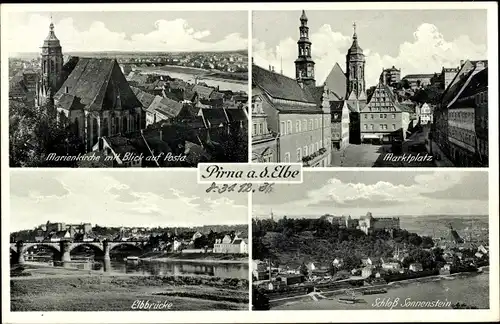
251, 9, 488, 168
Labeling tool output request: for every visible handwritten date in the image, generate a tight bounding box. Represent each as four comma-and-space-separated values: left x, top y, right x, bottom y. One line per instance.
206, 182, 274, 194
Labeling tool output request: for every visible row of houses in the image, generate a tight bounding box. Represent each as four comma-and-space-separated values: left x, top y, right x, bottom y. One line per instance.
430, 60, 488, 167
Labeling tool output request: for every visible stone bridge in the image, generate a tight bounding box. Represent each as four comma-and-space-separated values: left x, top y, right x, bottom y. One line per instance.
9, 240, 147, 265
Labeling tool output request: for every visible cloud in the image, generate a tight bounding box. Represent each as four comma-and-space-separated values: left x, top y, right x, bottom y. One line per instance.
10, 171, 248, 231
253, 23, 486, 86
298, 172, 465, 208
7, 14, 247, 53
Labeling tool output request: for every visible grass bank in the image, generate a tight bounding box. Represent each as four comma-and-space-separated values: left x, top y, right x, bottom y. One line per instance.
11, 270, 248, 311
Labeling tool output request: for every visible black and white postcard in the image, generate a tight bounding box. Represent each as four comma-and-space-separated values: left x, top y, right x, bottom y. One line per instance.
7, 10, 249, 168
252, 9, 488, 168
9, 170, 249, 311
252, 171, 490, 310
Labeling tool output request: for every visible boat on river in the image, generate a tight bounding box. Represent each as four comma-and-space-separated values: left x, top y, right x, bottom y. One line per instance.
338, 289, 364, 304
124, 256, 140, 264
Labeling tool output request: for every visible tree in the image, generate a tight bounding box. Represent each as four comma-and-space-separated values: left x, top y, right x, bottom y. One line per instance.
193, 235, 210, 249
299, 263, 309, 277
9, 100, 83, 167
252, 288, 270, 310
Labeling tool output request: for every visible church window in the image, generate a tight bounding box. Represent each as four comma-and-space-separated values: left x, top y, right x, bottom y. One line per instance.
50, 60, 55, 72
103, 117, 109, 136
114, 117, 120, 134
73, 118, 80, 136
123, 116, 128, 133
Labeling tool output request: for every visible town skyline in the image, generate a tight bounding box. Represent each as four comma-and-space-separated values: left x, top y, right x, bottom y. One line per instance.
6, 11, 248, 54
253, 9, 488, 86
252, 171, 489, 218
10, 171, 248, 232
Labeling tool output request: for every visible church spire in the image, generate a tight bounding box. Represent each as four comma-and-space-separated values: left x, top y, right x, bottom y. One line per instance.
294, 10, 315, 87
353, 22, 357, 40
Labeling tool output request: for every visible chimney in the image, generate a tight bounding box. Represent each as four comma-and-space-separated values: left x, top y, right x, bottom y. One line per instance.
272, 66, 275, 73
460, 60, 464, 67
65, 86, 69, 93
269, 65, 272, 71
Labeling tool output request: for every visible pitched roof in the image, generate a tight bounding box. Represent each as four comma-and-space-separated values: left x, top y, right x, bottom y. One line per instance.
201, 108, 228, 126
310, 86, 325, 106
402, 74, 434, 79
210, 91, 225, 100
449, 68, 487, 109
252, 64, 316, 103
193, 84, 214, 99
442, 68, 475, 108
131, 86, 155, 109
55, 58, 142, 111
330, 101, 345, 112
324, 63, 347, 100
225, 108, 247, 122
148, 95, 183, 118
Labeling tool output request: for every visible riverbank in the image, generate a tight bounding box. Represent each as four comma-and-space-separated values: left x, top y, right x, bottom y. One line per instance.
139, 252, 248, 264
271, 270, 488, 310
140, 65, 247, 84
11, 265, 249, 311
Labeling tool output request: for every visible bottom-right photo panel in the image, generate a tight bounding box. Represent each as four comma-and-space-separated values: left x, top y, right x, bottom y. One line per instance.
251, 171, 490, 310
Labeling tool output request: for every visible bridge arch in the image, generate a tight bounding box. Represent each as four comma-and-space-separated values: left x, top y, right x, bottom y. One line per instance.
108, 241, 145, 252
21, 242, 61, 255
69, 242, 105, 256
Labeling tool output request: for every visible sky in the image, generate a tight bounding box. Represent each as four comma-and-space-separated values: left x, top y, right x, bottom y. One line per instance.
9, 170, 248, 232
253, 9, 488, 87
253, 171, 489, 219
6, 11, 248, 54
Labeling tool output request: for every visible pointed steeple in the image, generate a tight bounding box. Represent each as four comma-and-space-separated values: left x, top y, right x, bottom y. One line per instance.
348, 22, 363, 54
45, 15, 60, 42
295, 10, 315, 87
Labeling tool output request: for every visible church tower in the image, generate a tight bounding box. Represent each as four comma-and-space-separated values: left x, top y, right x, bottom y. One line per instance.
346, 22, 366, 99
294, 10, 315, 87
38, 17, 64, 106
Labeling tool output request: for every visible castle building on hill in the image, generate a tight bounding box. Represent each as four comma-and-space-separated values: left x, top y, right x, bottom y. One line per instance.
358, 212, 400, 235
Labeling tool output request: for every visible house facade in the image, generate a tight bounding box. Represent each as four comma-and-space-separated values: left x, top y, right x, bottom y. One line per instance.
251, 95, 278, 162
360, 81, 410, 143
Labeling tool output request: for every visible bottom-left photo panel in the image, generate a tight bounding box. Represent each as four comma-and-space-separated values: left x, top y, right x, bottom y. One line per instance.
8, 170, 250, 311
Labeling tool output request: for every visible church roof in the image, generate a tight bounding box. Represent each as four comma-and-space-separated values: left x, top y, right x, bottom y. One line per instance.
324, 63, 347, 100
252, 64, 316, 104
54, 58, 142, 112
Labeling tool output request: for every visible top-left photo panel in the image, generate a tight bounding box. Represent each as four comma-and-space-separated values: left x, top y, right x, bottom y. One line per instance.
6, 9, 249, 168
